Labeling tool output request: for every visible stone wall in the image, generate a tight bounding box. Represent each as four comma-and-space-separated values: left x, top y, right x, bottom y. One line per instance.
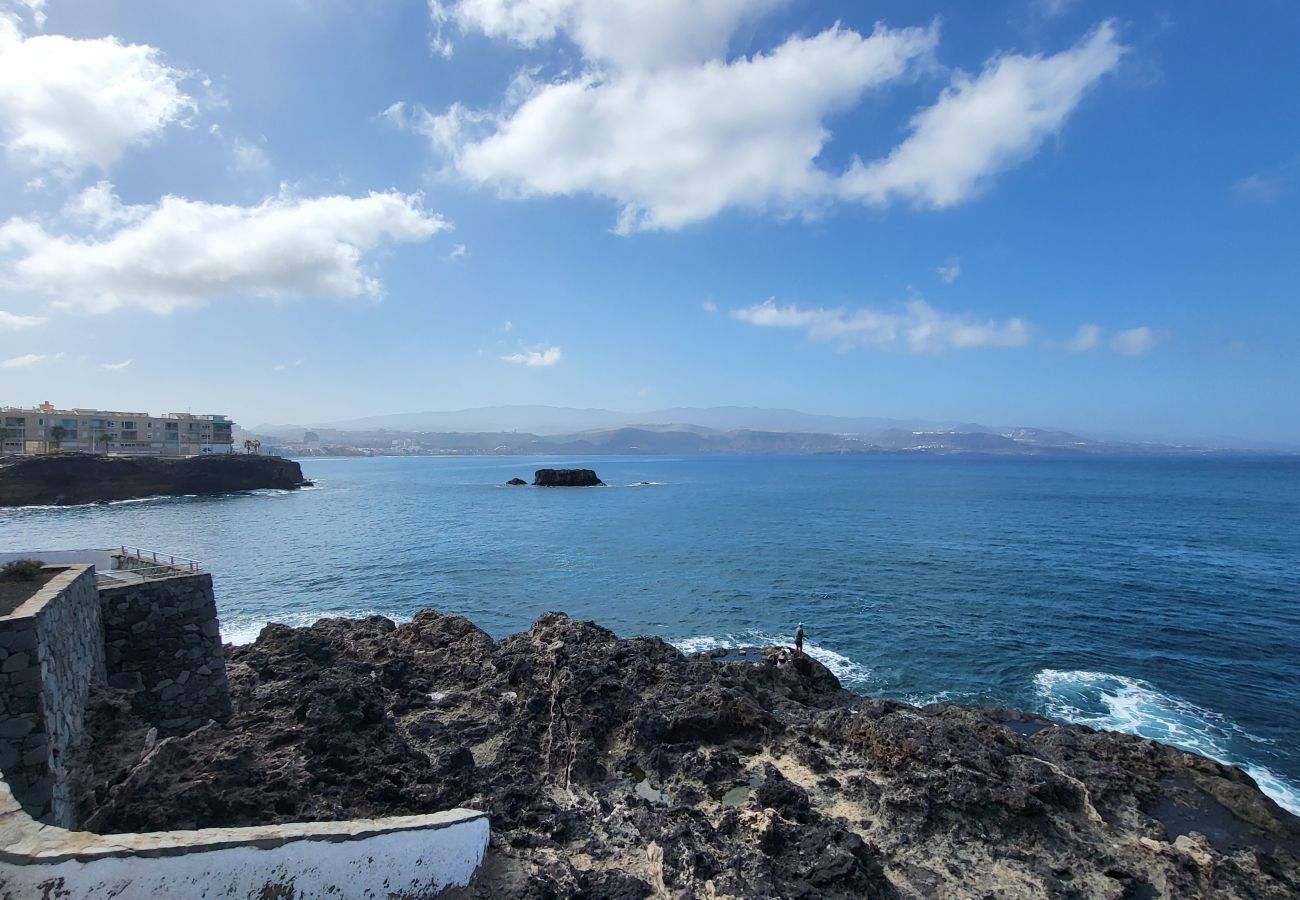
0, 565, 105, 827
99, 573, 232, 735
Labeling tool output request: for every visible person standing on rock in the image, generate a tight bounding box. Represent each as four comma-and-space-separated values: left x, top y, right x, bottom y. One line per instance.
794, 623, 805, 656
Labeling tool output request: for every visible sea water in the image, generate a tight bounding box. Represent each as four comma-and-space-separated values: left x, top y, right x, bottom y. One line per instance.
4, 454, 1298, 813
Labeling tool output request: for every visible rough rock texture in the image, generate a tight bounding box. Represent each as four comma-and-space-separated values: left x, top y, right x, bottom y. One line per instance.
76, 613, 1299, 899
506, 478, 528, 486
0, 453, 311, 506
534, 468, 604, 487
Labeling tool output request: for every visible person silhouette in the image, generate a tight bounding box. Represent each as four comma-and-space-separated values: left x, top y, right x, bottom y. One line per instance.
795, 623, 805, 655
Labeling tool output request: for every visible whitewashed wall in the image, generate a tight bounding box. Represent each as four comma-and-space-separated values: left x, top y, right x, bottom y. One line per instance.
0, 778, 488, 899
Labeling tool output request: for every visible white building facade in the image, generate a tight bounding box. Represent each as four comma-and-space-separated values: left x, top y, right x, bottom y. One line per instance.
1, 403, 235, 457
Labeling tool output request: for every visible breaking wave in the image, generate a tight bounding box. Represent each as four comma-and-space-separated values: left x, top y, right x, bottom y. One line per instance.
1034, 669, 1300, 815
670, 632, 870, 688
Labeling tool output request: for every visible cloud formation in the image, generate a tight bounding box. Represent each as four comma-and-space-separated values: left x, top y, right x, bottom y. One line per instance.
501, 345, 562, 366
412, 4, 1123, 231
1065, 323, 1101, 352
0, 309, 44, 330
0, 17, 195, 173
99, 358, 132, 371
1110, 326, 1157, 356
0, 185, 451, 314
841, 22, 1124, 208
731, 298, 1031, 354
1, 352, 52, 368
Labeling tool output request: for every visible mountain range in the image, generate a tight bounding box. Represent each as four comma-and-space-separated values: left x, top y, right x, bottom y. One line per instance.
242, 406, 1297, 456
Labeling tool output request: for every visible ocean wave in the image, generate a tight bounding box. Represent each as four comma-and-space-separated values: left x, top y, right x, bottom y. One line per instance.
220, 608, 413, 646
1034, 669, 1300, 815
670, 632, 870, 687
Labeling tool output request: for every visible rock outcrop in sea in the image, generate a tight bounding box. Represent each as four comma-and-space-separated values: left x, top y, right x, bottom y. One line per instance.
533, 468, 604, 487
74, 612, 1299, 898
0, 453, 312, 506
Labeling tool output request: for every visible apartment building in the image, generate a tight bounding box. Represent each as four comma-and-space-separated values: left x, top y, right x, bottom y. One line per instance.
1, 402, 234, 457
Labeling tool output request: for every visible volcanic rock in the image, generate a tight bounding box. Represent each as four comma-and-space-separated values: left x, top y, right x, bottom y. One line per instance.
0, 453, 311, 506
76, 612, 1300, 899
533, 468, 604, 487
506, 478, 528, 485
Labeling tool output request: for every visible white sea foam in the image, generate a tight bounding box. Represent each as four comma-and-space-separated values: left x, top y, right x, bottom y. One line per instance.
670, 632, 870, 687
1034, 669, 1300, 815
220, 608, 413, 646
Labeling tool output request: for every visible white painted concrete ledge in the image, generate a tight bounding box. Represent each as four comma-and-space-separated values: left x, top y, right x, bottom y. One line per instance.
0, 778, 489, 898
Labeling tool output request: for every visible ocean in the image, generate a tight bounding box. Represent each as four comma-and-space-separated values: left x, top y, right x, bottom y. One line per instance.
4, 454, 1298, 814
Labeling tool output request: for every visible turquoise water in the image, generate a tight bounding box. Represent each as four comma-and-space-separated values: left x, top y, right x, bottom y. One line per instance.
4, 454, 1299, 813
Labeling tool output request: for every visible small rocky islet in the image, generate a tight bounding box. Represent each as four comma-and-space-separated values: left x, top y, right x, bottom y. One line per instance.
74, 611, 1299, 899
507, 468, 605, 487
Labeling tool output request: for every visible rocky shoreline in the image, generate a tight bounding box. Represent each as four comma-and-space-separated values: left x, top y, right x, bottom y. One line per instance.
76, 612, 1299, 898
0, 453, 312, 506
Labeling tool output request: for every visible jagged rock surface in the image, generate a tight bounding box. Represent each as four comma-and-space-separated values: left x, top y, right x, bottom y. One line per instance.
77, 612, 1300, 899
533, 468, 604, 487
0, 453, 310, 506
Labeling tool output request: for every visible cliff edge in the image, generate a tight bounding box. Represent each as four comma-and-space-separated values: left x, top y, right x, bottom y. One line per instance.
0, 453, 311, 506
76, 612, 1299, 899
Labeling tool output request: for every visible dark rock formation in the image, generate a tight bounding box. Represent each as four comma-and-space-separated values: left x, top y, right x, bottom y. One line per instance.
0, 453, 311, 506
76, 612, 1300, 899
533, 468, 604, 487
506, 478, 528, 486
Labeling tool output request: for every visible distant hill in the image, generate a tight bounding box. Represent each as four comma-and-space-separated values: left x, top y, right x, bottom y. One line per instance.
258, 405, 963, 437
246, 405, 1298, 454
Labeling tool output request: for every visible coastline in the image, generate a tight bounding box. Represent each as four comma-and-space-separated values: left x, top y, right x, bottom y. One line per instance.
75, 610, 1300, 898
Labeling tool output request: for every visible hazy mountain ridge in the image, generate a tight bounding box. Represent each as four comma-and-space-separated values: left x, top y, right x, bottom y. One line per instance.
244, 420, 1295, 457
247, 406, 1297, 453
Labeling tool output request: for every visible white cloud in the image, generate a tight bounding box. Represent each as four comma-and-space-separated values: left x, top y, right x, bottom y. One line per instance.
62, 181, 148, 231
702, 298, 718, 313
431, 0, 788, 71
842, 22, 1124, 208
936, 258, 961, 284
1066, 323, 1101, 352
447, 242, 468, 260
415, 3, 938, 233
1233, 173, 1289, 204
1111, 326, 1157, 356
9, 0, 46, 28
1, 351, 52, 368
501, 345, 562, 366
100, 358, 132, 371
502, 319, 513, 331
0, 184, 452, 314
1035, 0, 1078, 19
416, 4, 1123, 231
731, 298, 1031, 354
0, 309, 44, 330
0, 20, 196, 173
230, 137, 271, 174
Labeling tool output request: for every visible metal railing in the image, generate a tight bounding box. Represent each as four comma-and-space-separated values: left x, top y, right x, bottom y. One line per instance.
118, 546, 202, 570
94, 546, 205, 587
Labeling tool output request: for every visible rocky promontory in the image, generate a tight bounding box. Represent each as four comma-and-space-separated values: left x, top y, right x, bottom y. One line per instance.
0, 452, 312, 506
534, 468, 604, 486
76, 612, 1299, 898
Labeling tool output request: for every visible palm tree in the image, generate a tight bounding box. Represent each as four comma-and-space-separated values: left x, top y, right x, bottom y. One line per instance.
48, 425, 66, 453
243, 438, 254, 454
252, 439, 262, 455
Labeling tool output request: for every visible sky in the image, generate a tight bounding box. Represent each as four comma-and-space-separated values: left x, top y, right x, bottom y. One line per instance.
0, 0, 1298, 443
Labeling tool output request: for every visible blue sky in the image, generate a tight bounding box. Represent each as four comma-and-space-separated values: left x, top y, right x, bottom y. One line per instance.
0, 1, 1297, 442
